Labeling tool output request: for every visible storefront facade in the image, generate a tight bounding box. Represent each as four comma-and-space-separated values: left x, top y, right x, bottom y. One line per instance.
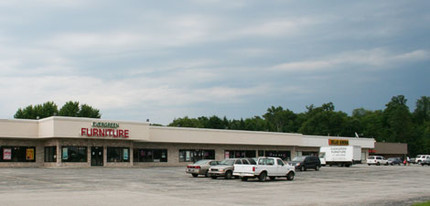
0, 117, 375, 168
369, 142, 408, 159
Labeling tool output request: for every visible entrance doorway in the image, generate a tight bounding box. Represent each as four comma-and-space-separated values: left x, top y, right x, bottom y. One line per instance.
91, 147, 103, 166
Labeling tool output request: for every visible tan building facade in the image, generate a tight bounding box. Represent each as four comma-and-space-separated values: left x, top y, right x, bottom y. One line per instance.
369, 142, 408, 158
0, 117, 375, 168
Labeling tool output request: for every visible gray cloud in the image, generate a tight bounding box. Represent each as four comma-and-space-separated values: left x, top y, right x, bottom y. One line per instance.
0, 1, 429, 124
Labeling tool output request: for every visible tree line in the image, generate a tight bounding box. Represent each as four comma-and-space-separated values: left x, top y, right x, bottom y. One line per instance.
169, 95, 430, 156
14, 101, 101, 119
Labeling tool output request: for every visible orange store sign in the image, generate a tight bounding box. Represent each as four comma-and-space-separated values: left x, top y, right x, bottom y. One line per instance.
81, 122, 129, 138
328, 139, 349, 146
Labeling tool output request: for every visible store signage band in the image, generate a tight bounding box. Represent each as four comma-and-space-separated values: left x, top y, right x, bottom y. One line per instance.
81, 122, 129, 138
328, 139, 349, 146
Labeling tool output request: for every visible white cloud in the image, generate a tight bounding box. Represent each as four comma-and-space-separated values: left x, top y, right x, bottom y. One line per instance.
273, 49, 430, 72
43, 32, 143, 51
0, 73, 273, 117
237, 18, 318, 37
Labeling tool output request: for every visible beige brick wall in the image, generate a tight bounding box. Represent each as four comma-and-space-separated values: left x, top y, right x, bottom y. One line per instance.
0, 138, 43, 168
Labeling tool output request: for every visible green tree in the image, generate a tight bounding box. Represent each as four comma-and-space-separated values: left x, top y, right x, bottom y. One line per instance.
207, 115, 225, 129
41, 101, 58, 118
228, 119, 246, 130
14, 101, 58, 119
263, 106, 298, 132
244, 116, 267, 131
383, 95, 413, 143
14, 101, 101, 119
78, 104, 101, 118
413, 96, 430, 124
169, 116, 202, 128
352, 109, 386, 141
58, 101, 80, 117
299, 102, 349, 136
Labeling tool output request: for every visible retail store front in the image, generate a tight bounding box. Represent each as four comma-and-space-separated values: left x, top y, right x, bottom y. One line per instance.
0, 116, 376, 168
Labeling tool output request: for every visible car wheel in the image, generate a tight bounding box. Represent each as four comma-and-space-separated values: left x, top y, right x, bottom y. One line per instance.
286, 172, 295, 181
211, 176, 217, 179
368, 164, 371, 166
204, 171, 209, 177
192, 174, 198, 178
376, 162, 380, 166
241, 177, 248, 181
225, 171, 233, 179
258, 172, 267, 182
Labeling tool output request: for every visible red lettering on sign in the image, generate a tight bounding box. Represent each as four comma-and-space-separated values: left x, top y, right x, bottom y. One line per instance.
80, 128, 129, 138
81, 128, 87, 136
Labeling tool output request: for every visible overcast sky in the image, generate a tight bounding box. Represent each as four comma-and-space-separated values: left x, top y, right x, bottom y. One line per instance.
0, 0, 429, 125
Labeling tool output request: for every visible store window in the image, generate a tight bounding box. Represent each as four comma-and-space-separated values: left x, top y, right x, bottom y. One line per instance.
179, 149, 215, 162
107, 147, 130, 162
44, 146, 57, 162
224, 150, 256, 159
0, 146, 36, 162
265, 150, 291, 161
62, 146, 87, 162
258, 150, 265, 157
133, 149, 167, 162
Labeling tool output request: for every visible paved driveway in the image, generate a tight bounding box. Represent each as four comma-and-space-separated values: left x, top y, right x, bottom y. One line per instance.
0, 164, 429, 206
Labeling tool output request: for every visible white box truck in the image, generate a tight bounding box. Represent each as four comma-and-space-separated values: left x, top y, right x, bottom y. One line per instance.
319, 146, 362, 167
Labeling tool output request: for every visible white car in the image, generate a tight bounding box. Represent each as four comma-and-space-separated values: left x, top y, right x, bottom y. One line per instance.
415, 155, 430, 164
367, 156, 388, 166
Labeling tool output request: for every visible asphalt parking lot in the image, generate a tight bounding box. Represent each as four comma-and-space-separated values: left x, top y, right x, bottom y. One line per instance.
0, 164, 429, 206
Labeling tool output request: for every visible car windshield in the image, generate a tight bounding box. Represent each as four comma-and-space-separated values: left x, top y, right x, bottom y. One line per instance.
219, 159, 235, 166
194, 160, 210, 165
292, 156, 306, 161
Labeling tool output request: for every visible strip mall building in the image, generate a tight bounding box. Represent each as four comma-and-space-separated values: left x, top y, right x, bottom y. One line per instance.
0, 117, 375, 168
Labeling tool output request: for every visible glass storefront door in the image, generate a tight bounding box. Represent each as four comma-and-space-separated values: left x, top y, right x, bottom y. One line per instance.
91, 147, 103, 166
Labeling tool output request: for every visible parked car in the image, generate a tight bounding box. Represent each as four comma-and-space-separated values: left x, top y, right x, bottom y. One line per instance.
288, 156, 321, 171
387, 157, 402, 165
233, 157, 295, 181
208, 158, 256, 179
420, 156, 430, 166
367, 156, 388, 165
186, 160, 219, 177
415, 155, 430, 164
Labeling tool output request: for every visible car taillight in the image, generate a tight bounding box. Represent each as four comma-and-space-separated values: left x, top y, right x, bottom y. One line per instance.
195, 166, 201, 169
252, 166, 255, 172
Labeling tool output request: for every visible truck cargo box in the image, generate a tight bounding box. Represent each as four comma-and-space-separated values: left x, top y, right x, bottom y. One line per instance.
319, 146, 361, 167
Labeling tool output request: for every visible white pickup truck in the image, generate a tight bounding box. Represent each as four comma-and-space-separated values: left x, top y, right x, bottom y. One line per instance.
233, 157, 295, 182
